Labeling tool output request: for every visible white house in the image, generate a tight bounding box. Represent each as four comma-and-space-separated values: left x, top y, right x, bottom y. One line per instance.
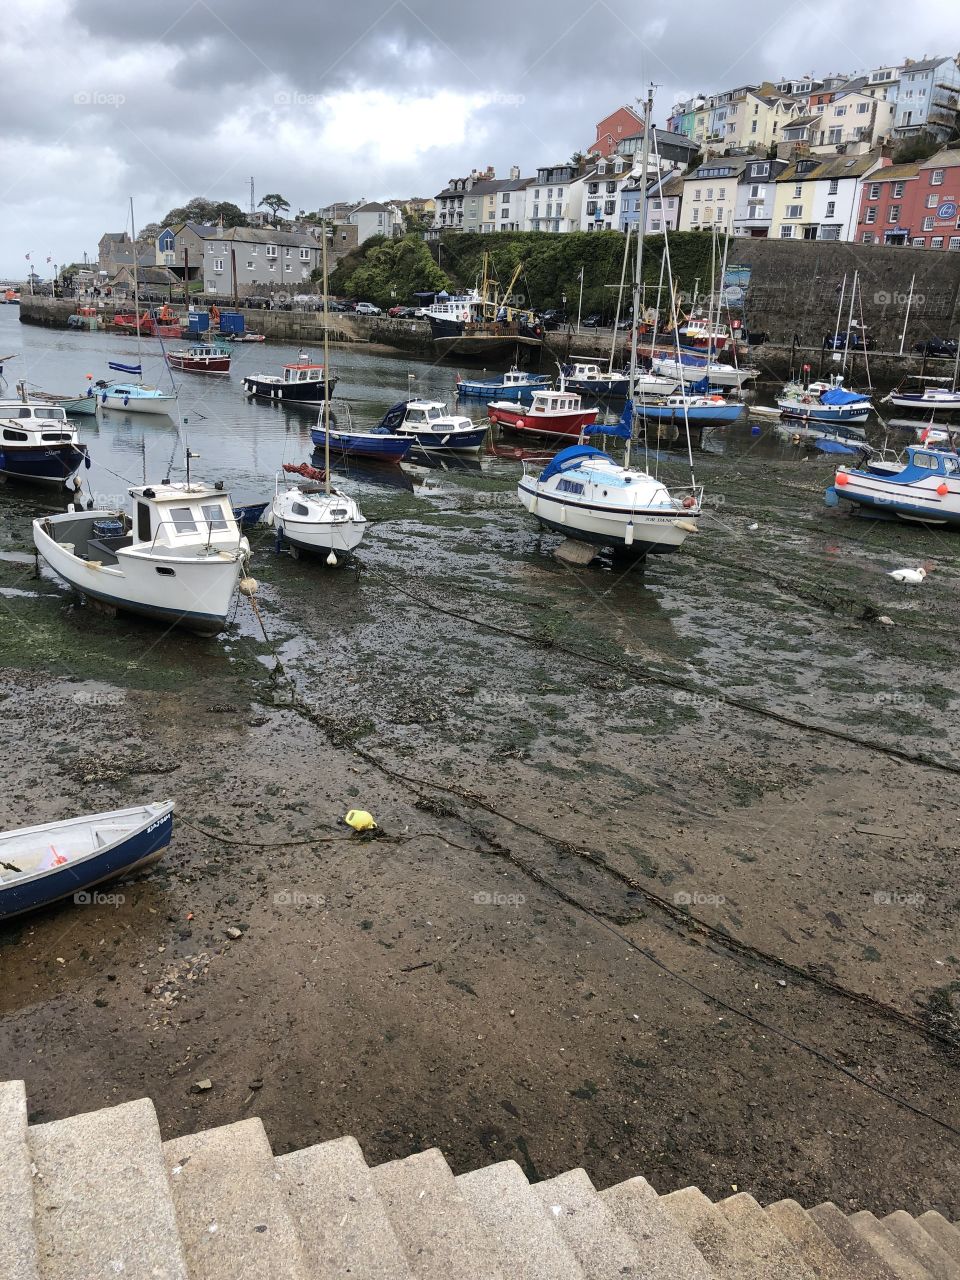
809, 78, 896, 152
347, 201, 402, 244
770, 151, 887, 241
732, 158, 790, 237
521, 163, 579, 232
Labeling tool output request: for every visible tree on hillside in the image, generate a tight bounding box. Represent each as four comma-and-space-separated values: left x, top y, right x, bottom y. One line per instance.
161, 198, 248, 228
138, 222, 162, 243
325, 235, 448, 307
259, 193, 291, 224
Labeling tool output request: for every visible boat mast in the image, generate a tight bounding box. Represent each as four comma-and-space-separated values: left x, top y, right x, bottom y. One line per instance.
609, 219, 631, 374
841, 269, 858, 380
130, 196, 143, 380
626, 84, 655, 470
952, 321, 960, 395
322, 226, 331, 494
832, 273, 847, 354
898, 273, 915, 357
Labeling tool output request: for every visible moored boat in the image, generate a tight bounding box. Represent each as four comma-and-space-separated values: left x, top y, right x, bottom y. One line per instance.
487, 385, 598, 441
0, 399, 89, 485
777, 376, 871, 424
633, 393, 745, 426
827, 446, 960, 526
376, 400, 487, 452
882, 376, 960, 413
242, 353, 336, 405
33, 481, 251, 634
455, 367, 549, 401
0, 801, 175, 921
18, 383, 98, 417
651, 352, 757, 390
166, 343, 232, 375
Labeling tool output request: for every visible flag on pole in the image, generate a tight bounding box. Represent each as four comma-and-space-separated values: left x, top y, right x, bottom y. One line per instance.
24, 253, 30, 261
46, 256, 52, 264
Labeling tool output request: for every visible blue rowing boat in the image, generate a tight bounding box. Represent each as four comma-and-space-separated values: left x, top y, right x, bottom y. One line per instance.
0, 801, 174, 921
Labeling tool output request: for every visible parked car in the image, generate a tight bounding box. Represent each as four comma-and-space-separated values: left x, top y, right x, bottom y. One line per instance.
822, 331, 876, 351
355, 302, 382, 316
914, 336, 958, 358
582, 313, 603, 328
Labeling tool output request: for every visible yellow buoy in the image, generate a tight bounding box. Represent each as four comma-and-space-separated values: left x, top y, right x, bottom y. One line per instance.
344, 809, 377, 832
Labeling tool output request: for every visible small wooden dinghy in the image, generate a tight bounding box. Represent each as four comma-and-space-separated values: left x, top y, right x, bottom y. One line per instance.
0, 801, 174, 921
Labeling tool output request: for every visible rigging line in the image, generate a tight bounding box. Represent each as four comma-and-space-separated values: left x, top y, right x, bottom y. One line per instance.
368, 570, 960, 778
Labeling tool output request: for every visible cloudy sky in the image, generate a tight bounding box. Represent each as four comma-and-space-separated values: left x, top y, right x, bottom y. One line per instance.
0, 0, 956, 275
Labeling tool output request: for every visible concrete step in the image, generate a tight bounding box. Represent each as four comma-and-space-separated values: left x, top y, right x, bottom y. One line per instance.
917, 1214, 960, 1267
371, 1148, 503, 1280
163, 1117, 307, 1280
456, 1158, 584, 1279
881, 1212, 960, 1280
29, 1097, 189, 1280
808, 1203, 901, 1280
600, 1174, 716, 1278
660, 1185, 783, 1280
531, 1167, 645, 1278
765, 1198, 858, 1280
716, 1192, 818, 1279
0, 1081, 40, 1280
275, 1135, 412, 1279
848, 1211, 936, 1280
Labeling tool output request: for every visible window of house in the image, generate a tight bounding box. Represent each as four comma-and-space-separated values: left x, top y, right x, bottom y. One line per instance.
926, 194, 937, 208
857, 102, 870, 113
932, 237, 944, 248
717, 188, 726, 200
604, 200, 615, 215
787, 204, 803, 217
912, 237, 925, 246
828, 179, 839, 194
706, 187, 713, 199
950, 237, 960, 250
556, 187, 564, 197
651, 219, 661, 230
691, 209, 700, 223
300, 248, 310, 261
587, 183, 598, 195
826, 201, 835, 217
606, 181, 616, 193
693, 188, 701, 200
835, 106, 846, 117
923, 215, 934, 230
780, 225, 794, 238
889, 206, 900, 223
861, 232, 874, 243
213, 258, 224, 272
865, 208, 877, 223
931, 169, 944, 185
266, 244, 278, 258
586, 201, 597, 216
868, 183, 880, 199
893, 182, 904, 198
794, 184, 802, 197
246, 260, 254, 270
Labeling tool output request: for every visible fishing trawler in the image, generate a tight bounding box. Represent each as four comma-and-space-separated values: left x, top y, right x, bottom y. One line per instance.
423, 257, 544, 359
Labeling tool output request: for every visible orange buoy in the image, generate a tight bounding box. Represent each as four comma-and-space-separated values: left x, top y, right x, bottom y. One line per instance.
937, 482, 949, 496
835, 472, 849, 487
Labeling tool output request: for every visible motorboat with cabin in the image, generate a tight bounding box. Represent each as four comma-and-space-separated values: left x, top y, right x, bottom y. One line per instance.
650, 351, 757, 390
633, 392, 745, 427
33, 480, 251, 635
166, 343, 232, 375
310, 399, 412, 462
487, 384, 599, 440
0, 398, 89, 486
827, 446, 960, 526
242, 352, 337, 405
777, 375, 872, 424
376, 400, 488, 452
455, 367, 550, 401
424, 258, 544, 358
882, 376, 960, 413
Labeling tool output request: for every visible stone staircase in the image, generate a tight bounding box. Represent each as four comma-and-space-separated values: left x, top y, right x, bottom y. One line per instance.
2, 1079, 958, 1279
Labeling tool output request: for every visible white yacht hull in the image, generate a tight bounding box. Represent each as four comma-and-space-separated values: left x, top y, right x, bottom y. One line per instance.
518, 479, 696, 552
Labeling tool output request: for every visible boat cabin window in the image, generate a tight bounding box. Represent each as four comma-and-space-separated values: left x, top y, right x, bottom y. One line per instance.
41, 408, 66, 420
6, 407, 33, 418
914, 453, 937, 469
292, 502, 309, 516
406, 409, 426, 423
137, 502, 151, 541
41, 432, 73, 442
170, 507, 198, 534
2, 428, 28, 442
944, 456, 960, 474
200, 502, 229, 531
426, 406, 443, 421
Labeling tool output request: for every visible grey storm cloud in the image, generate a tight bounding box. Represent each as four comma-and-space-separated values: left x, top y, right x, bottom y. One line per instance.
0, 0, 955, 274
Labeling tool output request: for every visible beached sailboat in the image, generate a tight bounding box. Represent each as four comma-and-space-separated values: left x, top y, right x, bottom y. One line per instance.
270, 232, 367, 562
517, 89, 702, 557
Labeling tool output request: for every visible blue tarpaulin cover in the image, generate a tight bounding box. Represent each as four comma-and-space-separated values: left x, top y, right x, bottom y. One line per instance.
820, 386, 865, 405
539, 445, 609, 482
108, 361, 142, 374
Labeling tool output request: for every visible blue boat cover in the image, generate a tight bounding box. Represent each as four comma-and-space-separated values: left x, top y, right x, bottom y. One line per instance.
814, 438, 859, 455
376, 400, 410, 431
583, 399, 633, 440
539, 445, 610, 482
108, 361, 142, 374
820, 386, 865, 405
689, 375, 711, 394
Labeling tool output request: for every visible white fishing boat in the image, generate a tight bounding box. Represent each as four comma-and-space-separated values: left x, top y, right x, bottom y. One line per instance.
777, 375, 872, 424
0, 801, 174, 921
828, 446, 960, 526
651, 353, 757, 390
883, 376, 960, 413
33, 479, 251, 635
0, 399, 89, 486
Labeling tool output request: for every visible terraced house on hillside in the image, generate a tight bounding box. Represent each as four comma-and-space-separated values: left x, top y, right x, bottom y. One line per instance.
677, 156, 752, 232
769, 151, 887, 241
856, 148, 960, 249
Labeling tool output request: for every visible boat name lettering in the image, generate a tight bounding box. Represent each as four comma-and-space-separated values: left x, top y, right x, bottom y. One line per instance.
146, 816, 171, 834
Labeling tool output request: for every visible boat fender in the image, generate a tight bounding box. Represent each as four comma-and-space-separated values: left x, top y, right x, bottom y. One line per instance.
516, 418, 525, 428
625, 521, 635, 547
937, 482, 949, 496
84, 454, 91, 469
101, 392, 107, 403
123, 395, 129, 406
674, 519, 699, 534
238, 576, 259, 596
824, 486, 839, 507
835, 472, 849, 487
682, 495, 697, 509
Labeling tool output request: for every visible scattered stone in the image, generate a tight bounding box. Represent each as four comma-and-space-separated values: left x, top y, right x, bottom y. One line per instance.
191, 1079, 213, 1092
225, 926, 243, 940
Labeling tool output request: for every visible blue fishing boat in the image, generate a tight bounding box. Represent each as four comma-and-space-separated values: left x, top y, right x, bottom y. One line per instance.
777, 376, 871, 424
0, 801, 174, 921
232, 500, 269, 528
827, 446, 960, 526
377, 400, 488, 452
634, 393, 745, 426
0, 399, 90, 486
456, 367, 549, 401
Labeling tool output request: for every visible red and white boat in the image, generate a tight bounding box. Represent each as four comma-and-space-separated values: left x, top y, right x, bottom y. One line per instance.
487, 385, 598, 441
166, 344, 232, 375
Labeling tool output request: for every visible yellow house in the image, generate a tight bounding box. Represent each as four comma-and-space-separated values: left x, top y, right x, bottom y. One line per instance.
769, 151, 886, 240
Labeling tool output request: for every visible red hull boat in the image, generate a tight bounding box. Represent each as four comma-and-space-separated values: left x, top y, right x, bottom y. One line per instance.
166, 345, 232, 375
487, 386, 598, 440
